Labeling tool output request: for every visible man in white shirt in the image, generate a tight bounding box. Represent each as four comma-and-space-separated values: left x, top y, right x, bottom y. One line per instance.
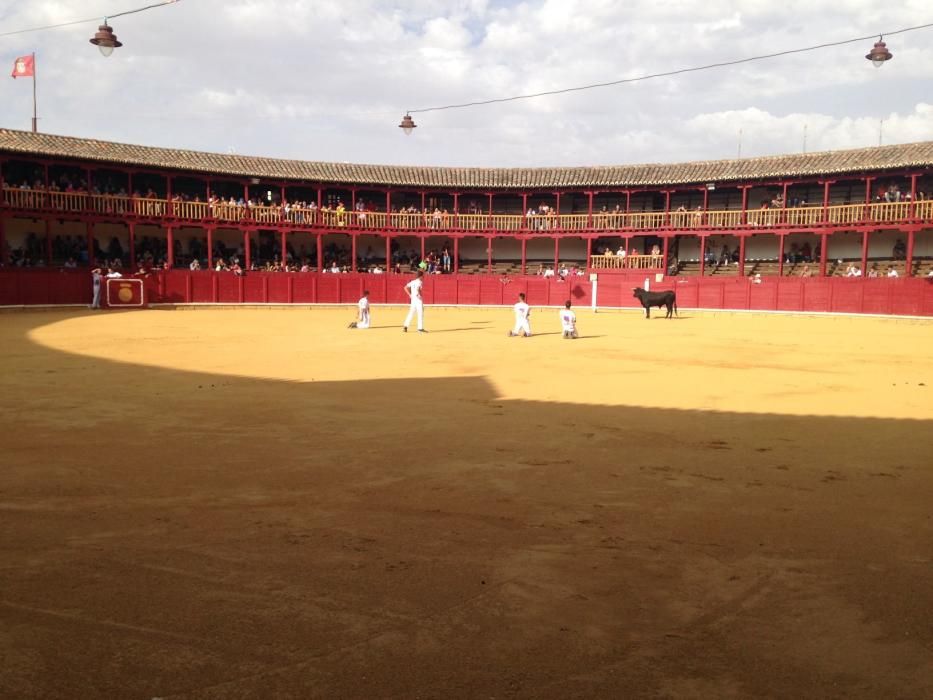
89, 267, 103, 309
508, 293, 532, 337
403, 270, 426, 332
349, 290, 371, 329
887, 268, 899, 278
560, 300, 578, 339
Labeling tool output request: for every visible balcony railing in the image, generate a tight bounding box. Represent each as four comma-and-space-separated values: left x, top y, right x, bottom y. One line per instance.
2, 187, 930, 234
590, 254, 665, 269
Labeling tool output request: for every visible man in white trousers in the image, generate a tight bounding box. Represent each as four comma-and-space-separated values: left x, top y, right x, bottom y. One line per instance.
508, 292, 532, 337
403, 270, 426, 333
349, 290, 371, 329
89, 267, 103, 309
560, 300, 578, 339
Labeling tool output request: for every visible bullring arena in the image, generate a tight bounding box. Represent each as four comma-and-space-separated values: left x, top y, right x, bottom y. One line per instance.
2, 305, 932, 698
1, 130, 933, 698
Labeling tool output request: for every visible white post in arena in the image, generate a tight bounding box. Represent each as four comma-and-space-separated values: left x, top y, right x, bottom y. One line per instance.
590, 273, 598, 312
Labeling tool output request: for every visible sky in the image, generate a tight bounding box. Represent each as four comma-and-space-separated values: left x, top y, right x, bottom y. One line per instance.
0, 0, 931, 169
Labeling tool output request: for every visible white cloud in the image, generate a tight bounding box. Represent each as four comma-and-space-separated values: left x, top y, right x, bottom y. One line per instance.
0, 0, 930, 167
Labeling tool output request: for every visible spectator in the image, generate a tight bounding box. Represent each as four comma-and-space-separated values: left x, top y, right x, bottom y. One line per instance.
893, 239, 906, 260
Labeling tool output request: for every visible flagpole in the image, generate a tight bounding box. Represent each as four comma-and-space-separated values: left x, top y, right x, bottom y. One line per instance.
31, 52, 37, 132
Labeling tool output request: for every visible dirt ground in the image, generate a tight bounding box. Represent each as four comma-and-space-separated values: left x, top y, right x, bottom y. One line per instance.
1, 305, 931, 699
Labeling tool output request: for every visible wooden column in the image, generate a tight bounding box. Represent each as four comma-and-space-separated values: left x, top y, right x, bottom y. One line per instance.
863, 177, 874, 221
385, 235, 391, 271
351, 234, 357, 272
663, 190, 671, 227
860, 231, 870, 276
699, 235, 706, 276
586, 191, 594, 228
585, 237, 592, 270
777, 234, 785, 276
520, 238, 527, 275
738, 235, 746, 277
740, 186, 749, 225
129, 222, 136, 269
44, 218, 52, 265
909, 174, 918, 219
281, 229, 288, 266
522, 193, 529, 230
906, 228, 916, 276
205, 226, 212, 269
87, 221, 95, 266
487, 193, 493, 230
316, 233, 323, 272
821, 181, 832, 223
487, 236, 493, 273
819, 233, 828, 276
662, 235, 670, 272
553, 237, 559, 272
243, 229, 251, 269
781, 182, 789, 224
166, 226, 175, 268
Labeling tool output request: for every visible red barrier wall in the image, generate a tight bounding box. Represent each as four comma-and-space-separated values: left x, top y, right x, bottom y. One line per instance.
1, 269, 932, 316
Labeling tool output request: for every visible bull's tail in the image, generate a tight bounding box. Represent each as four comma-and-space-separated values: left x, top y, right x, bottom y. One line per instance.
674, 299, 678, 317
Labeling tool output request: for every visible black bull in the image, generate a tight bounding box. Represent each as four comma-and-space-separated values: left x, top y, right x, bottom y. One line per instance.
632, 288, 678, 318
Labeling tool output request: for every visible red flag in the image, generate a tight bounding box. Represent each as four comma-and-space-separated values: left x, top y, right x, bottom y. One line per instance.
11, 55, 34, 79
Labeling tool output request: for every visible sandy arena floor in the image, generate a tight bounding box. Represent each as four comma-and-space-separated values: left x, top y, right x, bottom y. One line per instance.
1, 306, 932, 699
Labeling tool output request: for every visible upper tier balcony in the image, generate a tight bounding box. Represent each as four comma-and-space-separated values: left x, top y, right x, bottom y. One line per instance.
2, 187, 931, 234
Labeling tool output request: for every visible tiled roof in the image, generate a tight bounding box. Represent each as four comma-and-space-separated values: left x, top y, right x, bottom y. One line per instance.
0, 128, 930, 189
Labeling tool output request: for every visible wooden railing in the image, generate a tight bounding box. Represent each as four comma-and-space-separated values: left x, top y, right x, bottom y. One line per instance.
590, 254, 664, 270
2, 187, 930, 234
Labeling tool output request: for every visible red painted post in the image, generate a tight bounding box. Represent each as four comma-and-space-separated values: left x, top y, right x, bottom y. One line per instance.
740, 186, 749, 225
167, 226, 175, 268
166, 175, 173, 216
129, 222, 136, 269
906, 228, 915, 276
909, 174, 918, 219
281, 230, 288, 266
738, 235, 746, 277
205, 226, 212, 269
860, 231, 869, 275
351, 187, 357, 214
663, 190, 671, 227
206, 177, 212, 201
487, 193, 493, 230
316, 233, 323, 271
555, 192, 561, 216
521, 238, 527, 275
487, 236, 493, 273
351, 234, 357, 272
699, 235, 706, 276
316, 188, 323, 211
662, 235, 670, 272
243, 230, 251, 269
863, 177, 873, 221
821, 181, 831, 223
553, 237, 559, 272
385, 189, 391, 225
819, 233, 828, 276
625, 190, 631, 215
453, 237, 459, 274
44, 218, 52, 265
385, 234, 391, 271
781, 182, 789, 224
777, 234, 784, 276
702, 188, 709, 226
521, 193, 528, 230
